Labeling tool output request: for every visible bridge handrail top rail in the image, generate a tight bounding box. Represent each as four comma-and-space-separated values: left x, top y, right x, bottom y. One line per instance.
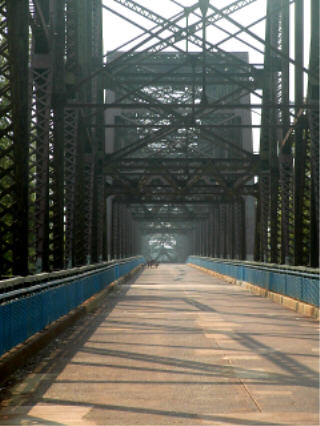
189, 256, 320, 279
0, 256, 144, 294
0, 269, 108, 304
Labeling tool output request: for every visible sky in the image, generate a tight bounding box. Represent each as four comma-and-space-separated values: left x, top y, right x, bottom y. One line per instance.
102, 0, 312, 152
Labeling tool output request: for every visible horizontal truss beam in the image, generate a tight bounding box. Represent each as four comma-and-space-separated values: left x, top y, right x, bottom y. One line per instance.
66, 103, 317, 110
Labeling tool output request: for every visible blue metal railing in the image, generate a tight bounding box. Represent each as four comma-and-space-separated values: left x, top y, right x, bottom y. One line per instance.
0, 256, 145, 357
187, 256, 319, 307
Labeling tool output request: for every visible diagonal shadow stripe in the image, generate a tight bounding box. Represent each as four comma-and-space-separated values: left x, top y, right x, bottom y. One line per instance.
39, 397, 281, 425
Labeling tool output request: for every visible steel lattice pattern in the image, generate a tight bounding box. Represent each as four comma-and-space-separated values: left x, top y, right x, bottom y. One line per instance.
0, 0, 318, 275
0, 1, 13, 274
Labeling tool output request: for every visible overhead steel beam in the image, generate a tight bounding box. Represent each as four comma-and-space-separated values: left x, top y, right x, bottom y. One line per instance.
91, 124, 291, 129
68, 103, 317, 110
208, 2, 311, 77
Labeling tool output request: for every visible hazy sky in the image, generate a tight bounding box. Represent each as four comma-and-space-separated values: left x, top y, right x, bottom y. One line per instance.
102, 0, 311, 151
103, 0, 310, 66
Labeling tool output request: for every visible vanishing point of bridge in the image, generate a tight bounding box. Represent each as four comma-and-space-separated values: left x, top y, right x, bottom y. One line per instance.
0, 1, 319, 425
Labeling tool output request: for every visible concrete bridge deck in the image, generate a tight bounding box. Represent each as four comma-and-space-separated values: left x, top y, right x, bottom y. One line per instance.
0, 264, 318, 425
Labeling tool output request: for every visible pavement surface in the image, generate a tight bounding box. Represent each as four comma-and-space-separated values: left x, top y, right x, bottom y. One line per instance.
0, 264, 319, 425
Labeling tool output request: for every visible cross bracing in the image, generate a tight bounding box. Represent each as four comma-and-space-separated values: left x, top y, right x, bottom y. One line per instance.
0, 0, 318, 276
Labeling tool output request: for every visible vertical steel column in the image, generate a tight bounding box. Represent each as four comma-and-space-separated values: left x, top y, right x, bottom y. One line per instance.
280, 0, 290, 137
128, 211, 134, 257
231, 203, 235, 259
197, 222, 200, 256
111, 201, 118, 259
258, 0, 281, 263
195, 226, 198, 256
227, 203, 234, 259
73, 144, 83, 265
217, 206, 222, 258
121, 204, 126, 258
30, 0, 53, 272
209, 211, 214, 258
136, 222, 141, 255
279, 148, 294, 264
258, 174, 270, 262
91, 0, 105, 263
118, 203, 122, 259
293, 0, 304, 265
69, 0, 104, 266
202, 220, 207, 256
128, 214, 132, 257
132, 217, 136, 256
10, 1, 29, 274
239, 198, 246, 260
106, 196, 114, 261
0, 0, 30, 276
131, 220, 135, 256
234, 201, 240, 259
0, 0, 14, 276
51, 0, 65, 270
224, 205, 230, 258
131, 218, 135, 256
208, 210, 213, 257
213, 208, 218, 258
199, 222, 203, 256
83, 154, 95, 264
201, 221, 205, 256
230, 202, 236, 259
125, 208, 130, 257
206, 218, 210, 256
121, 205, 126, 258
195, 223, 200, 255
213, 206, 219, 258
254, 193, 261, 261
74, 0, 93, 266
118, 204, 122, 259
128, 210, 132, 256
269, 0, 281, 263
204, 219, 209, 256
308, 0, 319, 267
258, 0, 270, 262
64, 0, 80, 268
93, 173, 105, 262
191, 229, 196, 255
64, 107, 79, 267
279, 0, 291, 264
221, 205, 227, 258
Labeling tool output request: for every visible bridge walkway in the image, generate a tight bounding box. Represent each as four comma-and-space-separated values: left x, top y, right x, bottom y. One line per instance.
0, 264, 318, 425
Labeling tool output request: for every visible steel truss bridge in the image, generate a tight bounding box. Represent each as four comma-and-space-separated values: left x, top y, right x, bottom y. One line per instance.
0, 0, 319, 274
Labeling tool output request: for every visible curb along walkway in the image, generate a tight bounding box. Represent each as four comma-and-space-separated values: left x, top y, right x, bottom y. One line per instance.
0, 264, 318, 425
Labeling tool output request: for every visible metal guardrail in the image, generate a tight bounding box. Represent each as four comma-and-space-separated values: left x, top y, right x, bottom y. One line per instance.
0, 256, 145, 357
187, 256, 319, 307
0, 260, 131, 293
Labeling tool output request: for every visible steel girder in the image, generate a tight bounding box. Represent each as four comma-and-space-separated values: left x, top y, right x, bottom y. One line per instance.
105, 157, 260, 203
111, 201, 136, 259
254, 0, 319, 267
0, 0, 108, 276
102, 42, 257, 261
0, 0, 29, 276
0, 0, 319, 274
307, 0, 319, 267
102, 0, 265, 88
101, 0, 318, 266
